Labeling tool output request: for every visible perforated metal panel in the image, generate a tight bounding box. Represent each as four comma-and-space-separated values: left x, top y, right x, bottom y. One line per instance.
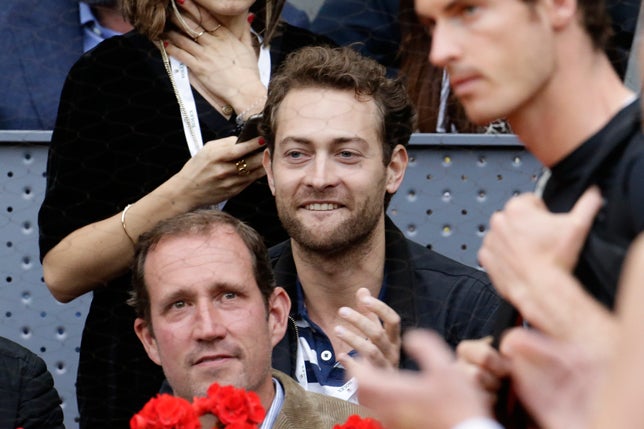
0, 131, 542, 428
0, 131, 90, 428
388, 133, 542, 268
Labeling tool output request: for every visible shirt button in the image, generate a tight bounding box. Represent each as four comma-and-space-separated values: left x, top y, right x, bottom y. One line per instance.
320, 350, 333, 361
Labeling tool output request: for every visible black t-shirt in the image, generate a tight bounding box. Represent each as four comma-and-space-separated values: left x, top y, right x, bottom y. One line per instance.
543, 99, 644, 307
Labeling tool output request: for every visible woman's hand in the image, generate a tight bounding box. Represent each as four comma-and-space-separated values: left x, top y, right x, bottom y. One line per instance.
164, 0, 266, 114
173, 135, 267, 208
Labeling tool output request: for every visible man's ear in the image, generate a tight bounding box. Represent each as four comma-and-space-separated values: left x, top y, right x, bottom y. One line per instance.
544, 0, 577, 30
386, 144, 409, 194
134, 317, 162, 366
263, 149, 276, 196
267, 287, 291, 347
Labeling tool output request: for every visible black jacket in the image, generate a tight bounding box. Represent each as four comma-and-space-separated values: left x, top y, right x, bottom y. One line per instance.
0, 337, 65, 429
271, 217, 504, 373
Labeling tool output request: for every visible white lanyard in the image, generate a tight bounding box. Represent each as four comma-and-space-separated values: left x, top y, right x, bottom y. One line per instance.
162, 34, 271, 158
168, 56, 204, 157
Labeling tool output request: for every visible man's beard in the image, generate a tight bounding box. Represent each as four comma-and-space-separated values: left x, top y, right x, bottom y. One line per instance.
277, 195, 384, 256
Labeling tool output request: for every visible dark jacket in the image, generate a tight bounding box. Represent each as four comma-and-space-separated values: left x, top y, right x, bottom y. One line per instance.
271, 216, 504, 373
0, 337, 65, 429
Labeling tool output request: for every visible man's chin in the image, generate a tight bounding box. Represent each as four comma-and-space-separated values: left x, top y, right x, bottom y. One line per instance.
294, 232, 354, 254
192, 363, 241, 385
195, 375, 242, 395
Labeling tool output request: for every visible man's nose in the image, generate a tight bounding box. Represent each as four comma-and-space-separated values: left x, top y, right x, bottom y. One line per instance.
429, 22, 461, 68
193, 302, 226, 341
302, 156, 340, 190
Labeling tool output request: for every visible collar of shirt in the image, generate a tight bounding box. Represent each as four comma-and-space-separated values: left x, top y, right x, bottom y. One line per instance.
260, 378, 284, 429
79, 2, 122, 52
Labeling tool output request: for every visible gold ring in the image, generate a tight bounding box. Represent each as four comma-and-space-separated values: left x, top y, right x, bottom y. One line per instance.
235, 159, 250, 176
207, 24, 222, 34
193, 29, 205, 41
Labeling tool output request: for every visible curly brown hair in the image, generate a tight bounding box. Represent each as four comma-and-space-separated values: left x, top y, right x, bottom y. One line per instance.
261, 45, 416, 166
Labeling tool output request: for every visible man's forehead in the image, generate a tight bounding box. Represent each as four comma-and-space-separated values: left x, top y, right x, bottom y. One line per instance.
147, 230, 251, 272
144, 237, 256, 301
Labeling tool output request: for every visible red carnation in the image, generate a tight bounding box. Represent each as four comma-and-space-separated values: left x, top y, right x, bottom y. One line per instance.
209, 385, 265, 426
334, 415, 384, 429
132, 383, 265, 429
130, 394, 201, 429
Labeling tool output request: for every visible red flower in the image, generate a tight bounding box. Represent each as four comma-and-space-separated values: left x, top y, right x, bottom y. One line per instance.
132, 383, 265, 429
130, 394, 201, 429
334, 415, 384, 429
199, 384, 265, 426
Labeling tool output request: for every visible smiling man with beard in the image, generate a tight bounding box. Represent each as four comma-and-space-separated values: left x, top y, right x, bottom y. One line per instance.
260, 45, 505, 403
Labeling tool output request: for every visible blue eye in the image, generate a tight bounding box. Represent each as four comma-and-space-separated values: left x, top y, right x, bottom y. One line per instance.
223, 292, 237, 300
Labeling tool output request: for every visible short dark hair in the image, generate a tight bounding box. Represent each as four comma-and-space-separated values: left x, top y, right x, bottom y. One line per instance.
523, 0, 612, 50
577, 0, 612, 50
128, 210, 276, 325
260, 46, 416, 206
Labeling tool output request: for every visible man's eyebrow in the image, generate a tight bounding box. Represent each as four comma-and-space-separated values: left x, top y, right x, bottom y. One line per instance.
156, 288, 190, 309
279, 136, 313, 145
444, 0, 467, 14
278, 136, 367, 146
416, 0, 462, 26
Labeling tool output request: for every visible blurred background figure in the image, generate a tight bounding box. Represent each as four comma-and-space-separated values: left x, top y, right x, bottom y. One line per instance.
79, 0, 134, 52
281, 0, 311, 27
303, 0, 400, 76
0, 0, 132, 130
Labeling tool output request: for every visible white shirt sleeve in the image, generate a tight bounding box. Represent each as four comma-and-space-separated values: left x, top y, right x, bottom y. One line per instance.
452, 417, 505, 429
